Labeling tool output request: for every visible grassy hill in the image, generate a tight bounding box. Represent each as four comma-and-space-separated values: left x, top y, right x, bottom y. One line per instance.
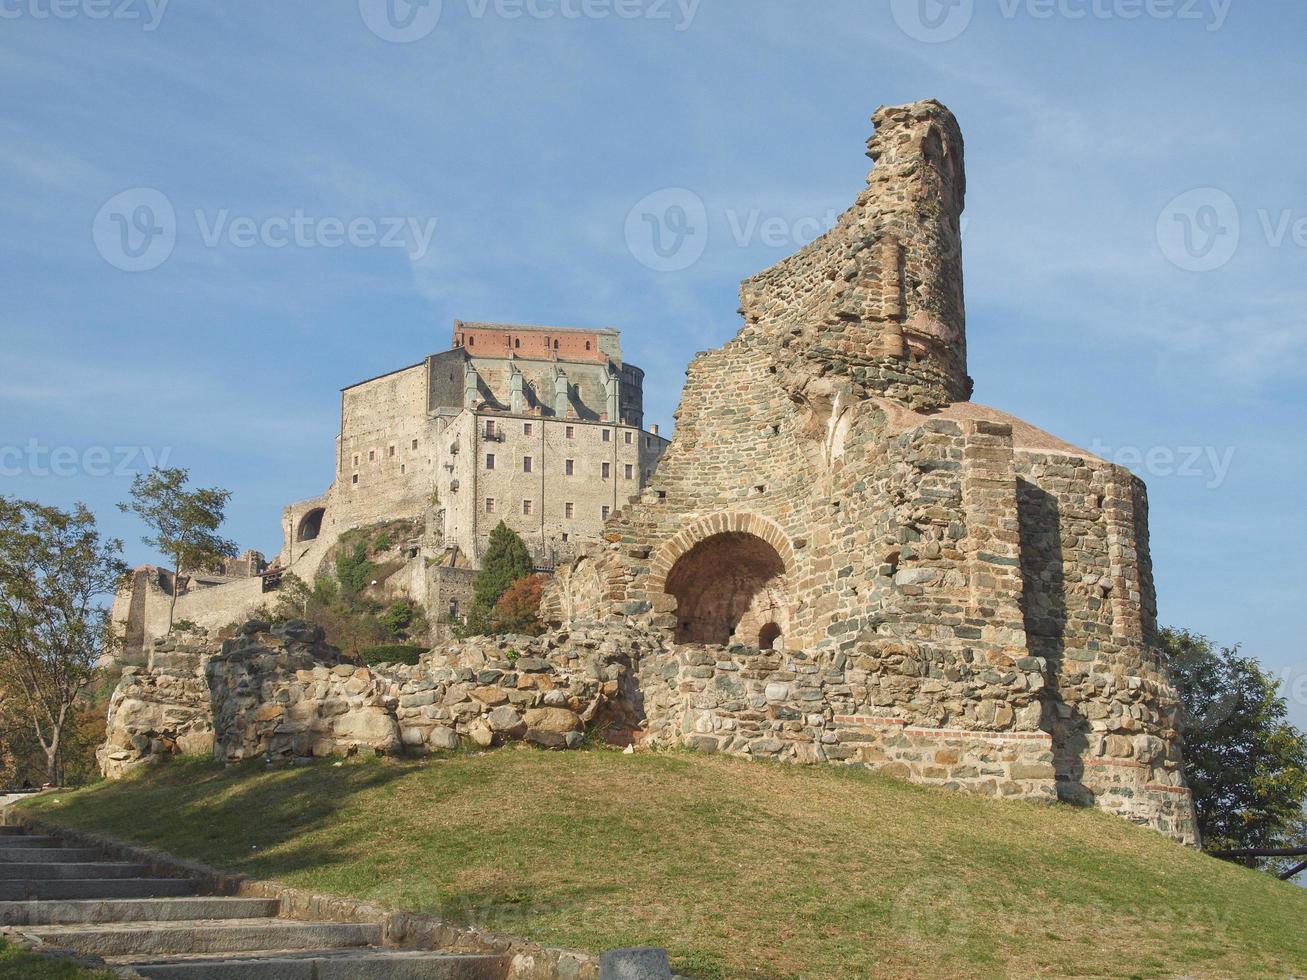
17, 748, 1307, 979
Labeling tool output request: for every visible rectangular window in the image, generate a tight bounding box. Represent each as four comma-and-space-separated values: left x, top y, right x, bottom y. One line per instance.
602, 429, 611, 442
485, 498, 495, 513
624, 464, 633, 480
353, 454, 359, 466
646, 436, 651, 448
485, 420, 496, 437
602, 462, 611, 479
523, 456, 533, 473
565, 502, 575, 518
388, 445, 395, 457
523, 422, 533, 436
565, 459, 575, 476
351, 474, 359, 485
601, 505, 611, 520
369, 450, 375, 461
485, 453, 495, 470
523, 499, 533, 516
565, 425, 575, 439
624, 431, 633, 445
411, 439, 418, 450
562, 531, 570, 542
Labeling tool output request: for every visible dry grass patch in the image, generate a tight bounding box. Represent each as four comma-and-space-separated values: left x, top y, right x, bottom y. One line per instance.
19, 747, 1307, 979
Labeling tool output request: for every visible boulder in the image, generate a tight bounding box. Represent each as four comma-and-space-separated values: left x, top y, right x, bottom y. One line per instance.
488, 705, 527, 736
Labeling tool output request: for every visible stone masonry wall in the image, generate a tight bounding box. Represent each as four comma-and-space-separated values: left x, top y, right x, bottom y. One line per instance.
539, 99, 1198, 844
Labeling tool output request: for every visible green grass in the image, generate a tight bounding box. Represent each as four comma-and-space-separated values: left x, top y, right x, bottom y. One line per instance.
0, 939, 115, 979
19, 749, 1307, 979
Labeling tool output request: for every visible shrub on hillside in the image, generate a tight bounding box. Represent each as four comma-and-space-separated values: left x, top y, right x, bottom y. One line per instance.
359, 644, 426, 666
494, 573, 546, 636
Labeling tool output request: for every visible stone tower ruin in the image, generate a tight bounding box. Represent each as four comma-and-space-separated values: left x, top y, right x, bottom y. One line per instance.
546, 100, 1198, 843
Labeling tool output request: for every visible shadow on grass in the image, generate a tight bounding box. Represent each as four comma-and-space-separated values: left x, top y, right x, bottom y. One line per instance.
27, 755, 421, 885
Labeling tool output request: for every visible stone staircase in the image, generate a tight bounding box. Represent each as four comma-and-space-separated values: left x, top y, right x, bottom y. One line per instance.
0, 825, 508, 978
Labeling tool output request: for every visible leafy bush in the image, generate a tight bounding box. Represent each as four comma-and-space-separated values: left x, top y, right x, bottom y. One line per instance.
335, 542, 376, 597
381, 598, 428, 640
494, 573, 546, 636
359, 644, 426, 666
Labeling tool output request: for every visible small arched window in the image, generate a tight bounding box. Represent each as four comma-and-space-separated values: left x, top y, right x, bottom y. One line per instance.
759, 623, 782, 651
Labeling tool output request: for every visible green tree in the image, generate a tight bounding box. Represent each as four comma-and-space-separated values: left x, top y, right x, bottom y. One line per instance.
461, 522, 534, 636
0, 499, 127, 785
1165, 627, 1307, 853
119, 468, 236, 629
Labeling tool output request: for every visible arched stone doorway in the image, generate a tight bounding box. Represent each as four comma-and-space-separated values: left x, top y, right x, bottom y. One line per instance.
296, 507, 325, 542
664, 532, 788, 646
758, 622, 782, 650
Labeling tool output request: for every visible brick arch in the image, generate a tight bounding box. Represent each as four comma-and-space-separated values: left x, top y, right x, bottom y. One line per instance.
647, 512, 799, 647
646, 511, 797, 596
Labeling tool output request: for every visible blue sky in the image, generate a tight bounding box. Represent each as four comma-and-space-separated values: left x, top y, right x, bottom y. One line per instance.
2, 1, 1304, 722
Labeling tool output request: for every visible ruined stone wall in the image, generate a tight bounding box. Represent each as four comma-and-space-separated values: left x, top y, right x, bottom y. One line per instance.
98, 620, 663, 777
739, 101, 970, 411
539, 99, 1197, 844
97, 634, 215, 779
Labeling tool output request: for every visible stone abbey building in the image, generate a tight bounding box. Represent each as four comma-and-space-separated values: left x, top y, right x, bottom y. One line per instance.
112, 323, 669, 649
283, 321, 668, 573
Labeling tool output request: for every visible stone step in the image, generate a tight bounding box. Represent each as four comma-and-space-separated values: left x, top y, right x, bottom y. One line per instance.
0, 862, 150, 880
0, 847, 105, 863
0, 896, 280, 926
0, 827, 28, 835
17, 918, 383, 957
0, 835, 64, 847
114, 948, 509, 980
0, 878, 198, 901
